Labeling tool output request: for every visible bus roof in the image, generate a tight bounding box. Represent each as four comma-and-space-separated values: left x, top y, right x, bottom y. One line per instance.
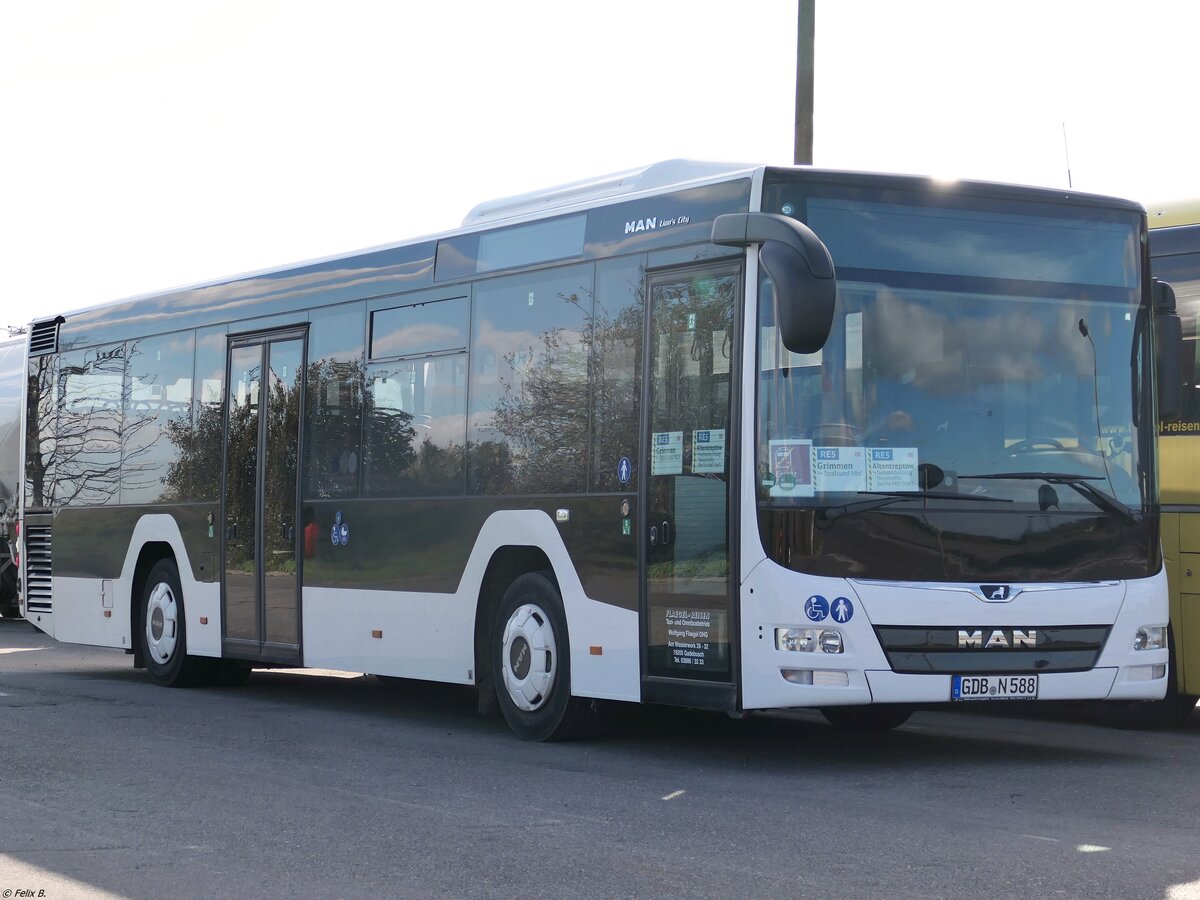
32, 162, 1148, 343
461, 159, 760, 226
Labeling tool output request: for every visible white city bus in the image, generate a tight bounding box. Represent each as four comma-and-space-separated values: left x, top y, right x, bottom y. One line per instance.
18, 161, 1177, 739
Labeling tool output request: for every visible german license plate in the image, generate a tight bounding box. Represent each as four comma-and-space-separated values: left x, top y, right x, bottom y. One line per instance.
951, 674, 1038, 701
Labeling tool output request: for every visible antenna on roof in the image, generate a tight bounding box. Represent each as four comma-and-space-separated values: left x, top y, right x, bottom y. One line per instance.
1061, 122, 1074, 189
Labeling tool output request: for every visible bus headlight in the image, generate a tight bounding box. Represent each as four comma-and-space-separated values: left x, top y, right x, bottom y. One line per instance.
775, 628, 844, 654
1133, 626, 1166, 651
776, 628, 816, 652
819, 630, 844, 654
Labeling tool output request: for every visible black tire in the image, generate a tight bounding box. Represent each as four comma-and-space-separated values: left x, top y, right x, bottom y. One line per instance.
820, 705, 913, 731
0, 564, 20, 618
1096, 685, 1198, 730
210, 660, 253, 688
1096, 624, 1199, 729
140, 559, 212, 687
492, 572, 596, 742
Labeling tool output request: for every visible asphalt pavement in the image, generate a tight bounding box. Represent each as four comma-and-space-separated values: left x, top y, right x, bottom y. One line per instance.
0, 616, 1197, 900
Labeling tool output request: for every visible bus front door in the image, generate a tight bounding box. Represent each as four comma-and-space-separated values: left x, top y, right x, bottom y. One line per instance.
641, 264, 740, 709
222, 329, 306, 665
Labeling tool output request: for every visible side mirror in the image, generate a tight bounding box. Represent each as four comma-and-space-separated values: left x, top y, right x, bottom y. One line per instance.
1153, 279, 1183, 423
712, 212, 837, 354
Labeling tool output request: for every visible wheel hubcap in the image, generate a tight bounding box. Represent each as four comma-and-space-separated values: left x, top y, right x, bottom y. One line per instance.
500, 603, 557, 712
145, 581, 179, 665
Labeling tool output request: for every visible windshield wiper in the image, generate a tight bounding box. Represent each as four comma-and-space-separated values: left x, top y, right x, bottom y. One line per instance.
958, 472, 1138, 523
817, 489, 1012, 523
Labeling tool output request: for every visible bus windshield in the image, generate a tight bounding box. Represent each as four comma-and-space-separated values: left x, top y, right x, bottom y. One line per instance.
757, 184, 1148, 518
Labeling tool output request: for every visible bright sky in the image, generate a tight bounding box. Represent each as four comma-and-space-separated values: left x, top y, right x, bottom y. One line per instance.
2, 0, 1197, 332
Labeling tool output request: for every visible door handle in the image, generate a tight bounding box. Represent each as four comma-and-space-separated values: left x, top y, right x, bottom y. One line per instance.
649, 522, 672, 547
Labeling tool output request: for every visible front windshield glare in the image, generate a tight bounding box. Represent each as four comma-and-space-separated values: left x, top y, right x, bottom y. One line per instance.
756, 203, 1145, 513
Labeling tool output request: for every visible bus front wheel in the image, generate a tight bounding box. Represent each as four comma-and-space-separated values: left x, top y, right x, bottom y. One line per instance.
140, 560, 211, 688
492, 572, 595, 741
820, 704, 913, 731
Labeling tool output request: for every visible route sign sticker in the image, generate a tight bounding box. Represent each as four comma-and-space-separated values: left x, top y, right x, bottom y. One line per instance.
866, 447, 919, 491
651, 431, 683, 475
812, 446, 866, 492
691, 429, 726, 474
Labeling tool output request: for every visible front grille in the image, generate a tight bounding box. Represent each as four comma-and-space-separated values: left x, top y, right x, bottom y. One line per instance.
874, 624, 1111, 674
23, 525, 52, 614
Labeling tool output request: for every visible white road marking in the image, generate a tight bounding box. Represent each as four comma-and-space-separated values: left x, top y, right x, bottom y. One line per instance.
661, 790, 686, 801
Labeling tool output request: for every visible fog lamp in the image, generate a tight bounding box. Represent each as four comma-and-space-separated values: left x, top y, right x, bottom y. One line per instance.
780, 668, 850, 686
781, 668, 814, 684
1126, 664, 1167, 681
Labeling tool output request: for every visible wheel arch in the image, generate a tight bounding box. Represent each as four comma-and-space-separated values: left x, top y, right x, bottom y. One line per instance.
120, 514, 222, 663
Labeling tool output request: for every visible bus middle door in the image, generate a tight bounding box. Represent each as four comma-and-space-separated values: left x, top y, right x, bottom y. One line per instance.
222, 328, 306, 665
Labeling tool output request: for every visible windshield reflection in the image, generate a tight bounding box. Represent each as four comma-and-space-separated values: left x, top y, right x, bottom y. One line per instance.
757, 280, 1145, 512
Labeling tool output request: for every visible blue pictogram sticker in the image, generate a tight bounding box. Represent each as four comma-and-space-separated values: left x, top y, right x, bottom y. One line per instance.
618, 456, 632, 485
831, 596, 854, 623
340, 522, 350, 545
805, 595, 829, 622
335, 510, 343, 525
330, 524, 341, 546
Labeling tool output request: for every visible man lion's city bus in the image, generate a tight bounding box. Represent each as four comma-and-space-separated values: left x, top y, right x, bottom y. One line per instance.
1147, 198, 1200, 725
17, 161, 1179, 739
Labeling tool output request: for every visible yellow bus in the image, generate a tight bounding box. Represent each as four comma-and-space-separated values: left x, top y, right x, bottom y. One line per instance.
1148, 199, 1200, 724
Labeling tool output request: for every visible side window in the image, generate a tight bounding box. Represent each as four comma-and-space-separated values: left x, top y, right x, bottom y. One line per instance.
468, 265, 592, 494
590, 256, 645, 492
25, 354, 57, 508
55, 343, 126, 505
370, 297, 468, 359
1153, 249, 1200, 426
185, 325, 228, 502
122, 331, 196, 504
364, 356, 468, 496
364, 295, 469, 496
305, 304, 366, 499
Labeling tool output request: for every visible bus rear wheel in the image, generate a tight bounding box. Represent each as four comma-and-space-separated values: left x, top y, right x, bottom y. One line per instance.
140, 559, 211, 688
820, 705, 913, 731
493, 572, 595, 741
0, 565, 19, 618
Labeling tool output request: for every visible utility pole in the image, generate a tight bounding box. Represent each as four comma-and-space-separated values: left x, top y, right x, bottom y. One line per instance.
794, 0, 815, 165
